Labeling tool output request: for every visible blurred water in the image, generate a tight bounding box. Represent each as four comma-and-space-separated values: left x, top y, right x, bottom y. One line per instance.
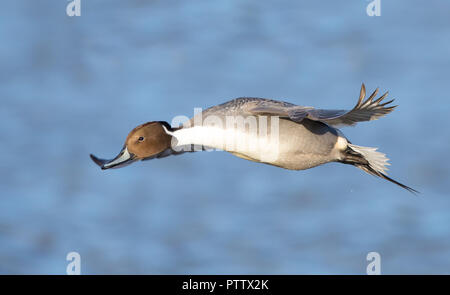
0, 0, 449, 274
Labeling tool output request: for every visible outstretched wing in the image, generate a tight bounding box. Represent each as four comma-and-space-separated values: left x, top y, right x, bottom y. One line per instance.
248, 84, 397, 127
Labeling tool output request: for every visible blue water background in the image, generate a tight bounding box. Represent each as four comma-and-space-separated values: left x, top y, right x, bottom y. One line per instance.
0, 0, 449, 274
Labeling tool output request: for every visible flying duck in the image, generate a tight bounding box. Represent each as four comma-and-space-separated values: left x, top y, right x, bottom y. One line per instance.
90, 84, 417, 193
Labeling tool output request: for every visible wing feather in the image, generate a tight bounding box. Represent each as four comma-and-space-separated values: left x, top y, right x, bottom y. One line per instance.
245, 84, 397, 127
285, 84, 396, 126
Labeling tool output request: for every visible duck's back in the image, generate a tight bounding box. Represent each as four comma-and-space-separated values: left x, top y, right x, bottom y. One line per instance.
186, 97, 296, 125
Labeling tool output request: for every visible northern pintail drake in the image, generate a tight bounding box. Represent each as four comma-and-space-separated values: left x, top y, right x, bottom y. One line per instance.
91, 84, 417, 193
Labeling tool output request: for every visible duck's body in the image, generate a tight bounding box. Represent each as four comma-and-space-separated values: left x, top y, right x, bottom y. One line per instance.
169, 108, 343, 170
90, 84, 417, 193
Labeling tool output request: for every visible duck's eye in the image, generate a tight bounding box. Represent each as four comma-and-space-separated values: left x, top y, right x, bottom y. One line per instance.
138, 136, 145, 142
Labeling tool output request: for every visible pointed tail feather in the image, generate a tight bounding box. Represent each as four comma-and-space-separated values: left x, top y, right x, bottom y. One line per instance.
344, 143, 418, 194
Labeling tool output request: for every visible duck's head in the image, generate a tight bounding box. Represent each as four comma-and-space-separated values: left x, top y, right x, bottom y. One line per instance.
90, 121, 173, 170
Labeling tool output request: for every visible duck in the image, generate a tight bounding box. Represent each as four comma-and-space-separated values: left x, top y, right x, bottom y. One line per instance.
90, 84, 417, 193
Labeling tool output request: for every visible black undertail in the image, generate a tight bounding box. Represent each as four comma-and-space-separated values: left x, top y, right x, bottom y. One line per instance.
341, 147, 418, 194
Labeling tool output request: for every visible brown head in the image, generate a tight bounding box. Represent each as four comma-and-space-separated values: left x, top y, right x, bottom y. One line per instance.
90, 121, 173, 170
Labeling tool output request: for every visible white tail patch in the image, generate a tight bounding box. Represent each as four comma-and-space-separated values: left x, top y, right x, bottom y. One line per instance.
348, 143, 390, 174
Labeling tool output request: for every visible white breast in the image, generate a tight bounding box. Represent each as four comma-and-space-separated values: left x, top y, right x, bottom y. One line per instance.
166, 125, 281, 163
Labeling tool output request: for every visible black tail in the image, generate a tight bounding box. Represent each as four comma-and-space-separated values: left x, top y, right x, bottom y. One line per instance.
342, 145, 418, 194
